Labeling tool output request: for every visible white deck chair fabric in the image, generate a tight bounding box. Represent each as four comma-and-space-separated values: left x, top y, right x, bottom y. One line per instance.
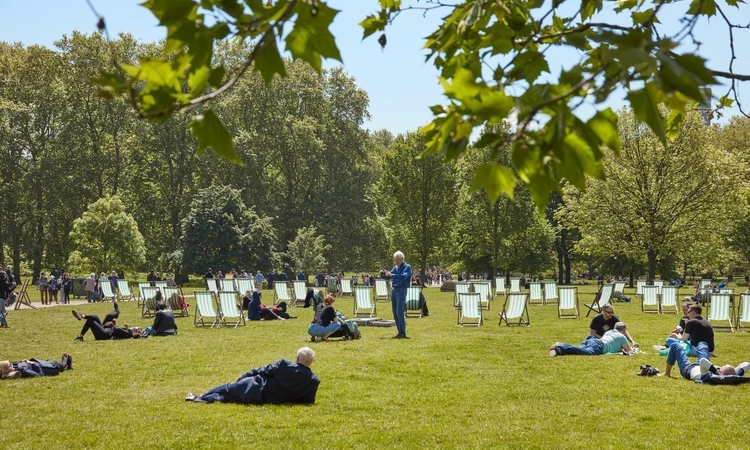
472, 282, 492, 310
660, 286, 678, 313
500, 293, 529, 326
292, 280, 307, 307
528, 282, 543, 305
495, 277, 506, 296
340, 279, 353, 296
509, 278, 521, 293
206, 278, 219, 295
218, 291, 245, 327
194, 291, 220, 328
454, 282, 470, 308
117, 280, 135, 302
141, 287, 159, 318
642, 285, 660, 313
708, 293, 734, 331
558, 287, 578, 318
458, 292, 483, 326
154, 281, 167, 296
544, 282, 558, 304
164, 286, 187, 316
654, 281, 664, 295
236, 278, 255, 295
220, 279, 236, 292
612, 281, 626, 298
405, 286, 423, 318
701, 279, 712, 289
100, 281, 117, 302
138, 282, 151, 305
374, 279, 390, 302
585, 283, 614, 317
738, 293, 750, 329
274, 281, 291, 303
636, 280, 647, 297
354, 286, 376, 317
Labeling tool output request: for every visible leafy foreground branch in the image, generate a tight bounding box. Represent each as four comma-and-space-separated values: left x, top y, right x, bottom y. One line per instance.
94, 0, 750, 208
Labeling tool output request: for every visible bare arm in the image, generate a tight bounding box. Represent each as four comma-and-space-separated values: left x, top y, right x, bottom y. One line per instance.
590, 329, 602, 338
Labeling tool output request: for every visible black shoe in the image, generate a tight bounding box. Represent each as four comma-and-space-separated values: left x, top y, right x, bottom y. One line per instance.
64, 353, 73, 370
72, 310, 83, 321
73, 336, 83, 341
113, 302, 119, 312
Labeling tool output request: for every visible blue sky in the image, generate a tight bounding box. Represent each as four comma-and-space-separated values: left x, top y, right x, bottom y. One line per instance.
0, 1, 748, 133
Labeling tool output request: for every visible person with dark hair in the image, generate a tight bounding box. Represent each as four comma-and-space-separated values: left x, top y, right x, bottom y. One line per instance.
307, 294, 341, 341
71, 303, 143, 340
144, 302, 177, 337
204, 268, 214, 279
550, 322, 633, 356
668, 304, 715, 354
1, 354, 73, 379
0, 270, 10, 328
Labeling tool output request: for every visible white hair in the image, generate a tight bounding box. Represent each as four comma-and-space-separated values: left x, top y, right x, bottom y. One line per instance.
393, 251, 405, 260
297, 347, 316, 367
615, 322, 627, 331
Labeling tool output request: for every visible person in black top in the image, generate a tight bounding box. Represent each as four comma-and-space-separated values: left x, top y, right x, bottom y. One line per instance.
0, 271, 11, 327
307, 294, 341, 341
71, 304, 143, 340
145, 302, 177, 336
204, 268, 214, 279
588, 305, 635, 345
669, 304, 715, 353
266, 271, 274, 289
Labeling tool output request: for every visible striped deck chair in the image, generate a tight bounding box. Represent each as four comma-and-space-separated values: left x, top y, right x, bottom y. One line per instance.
340, 278, 354, 297
544, 281, 558, 305
236, 278, 255, 295
585, 283, 614, 317
220, 279, 236, 293
206, 278, 220, 297
500, 292, 530, 326
353, 286, 376, 318
141, 287, 159, 318
738, 293, 750, 330
613, 281, 626, 298
458, 292, 483, 326
374, 278, 391, 302
454, 282, 470, 309
509, 278, 521, 293
405, 286, 423, 318
719, 288, 734, 294
326, 276, 337, 294
654, 280, 664, 295
117, 280, 135, 302
291, 280, 307, 307
164, 286, 188, 317
12, 279, 33, 310
699, 286, 712, 306
708, 292, 734, 331
137, 282, 151, 307
641, 285, 660, 313
472, 281, 492, 310
528, 282, 543, 305
636, 280, 647, 298
495, 277, 506, 297
194, 291, 220, 328
701, 278, 712, 289
154, 280, 168, 297
558, 286, 579, 318
218, 291, 245, 328
274, 281, 292, 304
100, 281, 118, 302
660, 286, 679, 313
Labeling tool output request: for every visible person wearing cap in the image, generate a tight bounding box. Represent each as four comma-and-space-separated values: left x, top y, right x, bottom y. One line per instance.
185, 347, 320, 404
1, 354, 73, 379
550, 322, 633, 356
588, 304, 636, 345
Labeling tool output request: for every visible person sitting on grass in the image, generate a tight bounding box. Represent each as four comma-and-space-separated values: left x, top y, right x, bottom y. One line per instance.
668, 304, 714, 355
550, 322, 633, 356
588, 305, 636, 345
185, 347, 320, 404
244, 290, 285, 321
661, 341, 732, 380
307, 294, 341, 342
71, 303, 143, 340
1, 354, 73, 379
144, 302, 177, 337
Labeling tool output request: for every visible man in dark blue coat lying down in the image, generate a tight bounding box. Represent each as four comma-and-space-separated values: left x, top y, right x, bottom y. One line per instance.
185, 347, 320, 404
1, 354, 73, 379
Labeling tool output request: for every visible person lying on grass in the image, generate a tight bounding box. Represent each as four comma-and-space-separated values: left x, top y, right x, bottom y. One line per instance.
588, 305, 636, 346
143, 302, 177, 337
185, 347, 320, 405
0, 354, 72, 379
243, 290, 294, 320
71, 303, 144, 340
661, 341, 747, 380
550, 322, 633, 356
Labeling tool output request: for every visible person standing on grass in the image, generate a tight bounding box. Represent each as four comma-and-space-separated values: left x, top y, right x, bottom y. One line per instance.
0, 271, 10, 327
255, 271, 264, 290
60, 273, 72, 305
387, 250, 412, 339
83, 273, 97, 303
38, 272, 49, 305
47, 276, 59, 304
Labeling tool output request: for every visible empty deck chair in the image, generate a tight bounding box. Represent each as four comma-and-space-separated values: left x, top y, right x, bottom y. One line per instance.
585, 283, 614, 317
641, 285, 660, 313
138, 282, 151, 306
509, 278, 521, 293
636, 280, 647, 298
164, 286, 188, 317
12, 279, 34, 310
236, 278, 255, 295
100, 281, 118, 303
374, 278, 391, 302
117, 280, 135, 302
220, 279, 236, 293
291, 280, 307, 307
495, 277, 506, 297
738, 293, 750, 330
708, 292, 734, 331
472, 281, 492, 310
612, 281, 626, 298
353, 286, 376, 318
194, 291, 221, 328
274, 281, 292, 304
660, 286, 679, 313
654, 280, 664, 295
558, 286, 579, 318
141, 287, 159, 318
154, 280, 168, 297
500, 293, 530, 326
454, 282, 470, 309
218, 291, 245, 328
457, 292, 483, 326
340, 278, 354, 297
405, 286, 423, 318
544, 281, 558, 305
206, 278, 220, 297
528, 282, 544, 305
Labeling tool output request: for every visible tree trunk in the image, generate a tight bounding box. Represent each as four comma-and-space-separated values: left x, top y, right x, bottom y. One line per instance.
12, 246, 21, 284
629, 270, 634, 289
556, 238, 564, 284
647, 249, 657, 283
564, 253, 571, 285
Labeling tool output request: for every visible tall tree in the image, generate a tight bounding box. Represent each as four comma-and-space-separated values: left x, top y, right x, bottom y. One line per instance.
285, 226, 332, 276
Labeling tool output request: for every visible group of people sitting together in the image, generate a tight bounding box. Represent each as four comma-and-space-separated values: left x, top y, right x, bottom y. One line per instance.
549, 301, 750, 384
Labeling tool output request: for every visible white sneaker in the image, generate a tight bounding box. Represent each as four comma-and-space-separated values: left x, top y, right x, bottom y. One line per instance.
736, 362, 750, 376
699, 358, 713, 375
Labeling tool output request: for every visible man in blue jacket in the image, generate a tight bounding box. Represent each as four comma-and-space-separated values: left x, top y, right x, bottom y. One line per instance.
1, 354, 73, 378
387, 250, 412, 339
186, 347, 320, 404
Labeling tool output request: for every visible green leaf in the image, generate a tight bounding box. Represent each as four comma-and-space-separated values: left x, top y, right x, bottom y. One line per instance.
285, 2, 341, 72
360, 14, 387, 39
254, 37, 287, 83
511, 51, 549, 84
141, 0, 198, 25
665, 109, 684, 141
627, 84, 666, 143
719, 95, 734, 108
614, 0, 638, 12
188, 65, 212, 96
673, 54, 717, 84
471, 162, 516, 202
688, 0, 717, 16
190, 109, 242, 164
631, 9, 659, 25
581, 0, 603, 20
725, 0, 743, 7
587, 108, 621, 154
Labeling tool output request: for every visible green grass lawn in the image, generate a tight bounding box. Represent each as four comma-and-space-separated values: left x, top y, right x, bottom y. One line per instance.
2, 285, 749, 449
